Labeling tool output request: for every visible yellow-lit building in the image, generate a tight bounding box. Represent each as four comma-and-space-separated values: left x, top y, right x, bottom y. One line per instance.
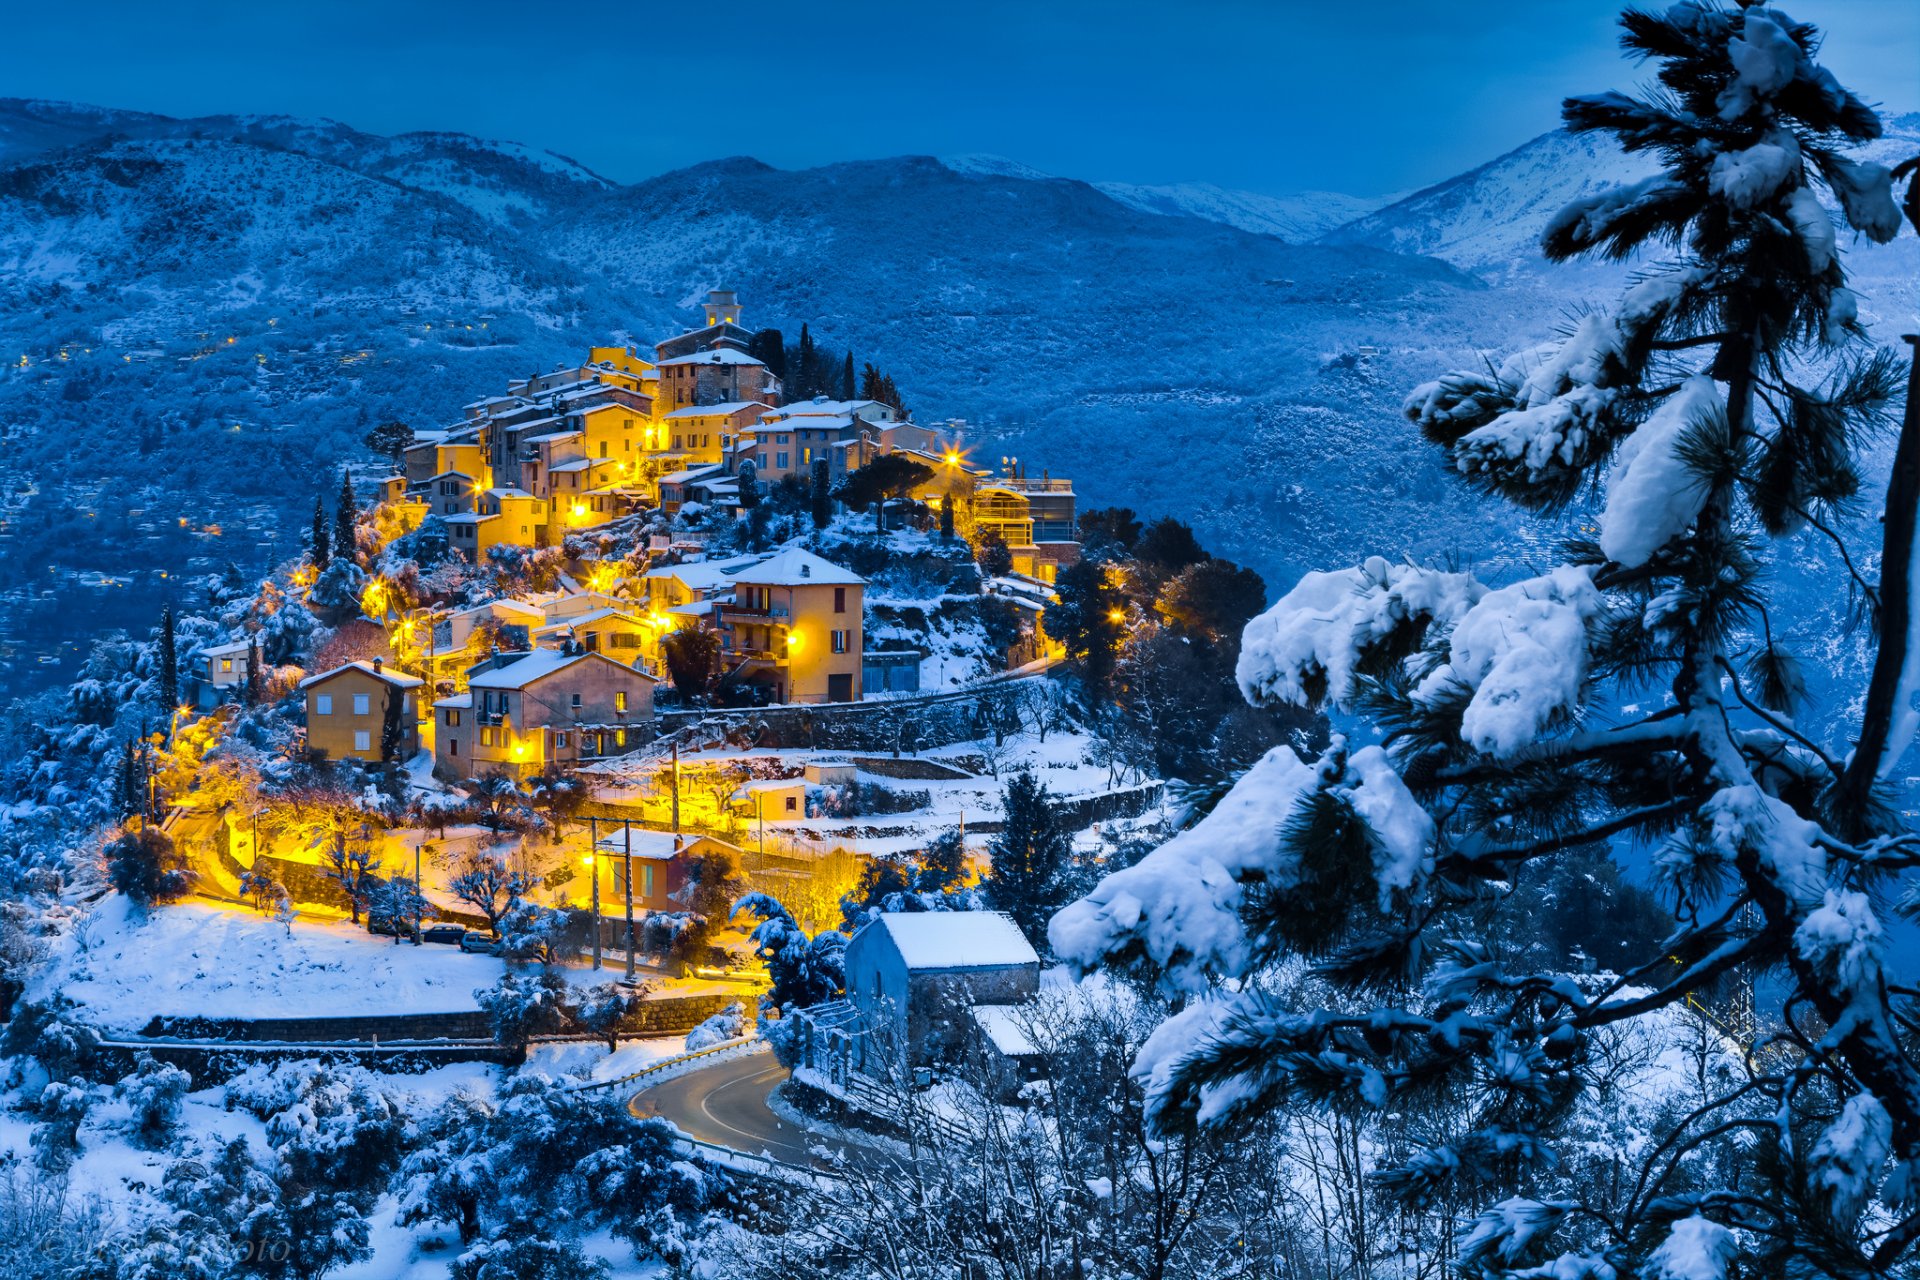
717, 547, 865, 704
300, 659, 423, 763
433, 648, 657, 780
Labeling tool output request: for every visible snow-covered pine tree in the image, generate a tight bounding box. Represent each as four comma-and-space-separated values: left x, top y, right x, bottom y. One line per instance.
1053, 5, 1915, 1275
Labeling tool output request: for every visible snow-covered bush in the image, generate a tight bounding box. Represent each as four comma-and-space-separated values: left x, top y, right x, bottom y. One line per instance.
474, 970, 571, 1052
684, 1001, 746, 1052
118, 1051, 191, 1149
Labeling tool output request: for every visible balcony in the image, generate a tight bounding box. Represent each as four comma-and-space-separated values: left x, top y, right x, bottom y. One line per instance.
990, 476, 1073, 493
721, 600, 791, 622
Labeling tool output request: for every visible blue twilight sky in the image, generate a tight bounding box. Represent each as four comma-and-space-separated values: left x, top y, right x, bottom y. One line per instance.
2, 0, 1914, 197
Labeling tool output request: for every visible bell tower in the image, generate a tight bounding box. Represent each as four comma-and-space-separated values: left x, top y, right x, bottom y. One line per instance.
703, 290, 742, 327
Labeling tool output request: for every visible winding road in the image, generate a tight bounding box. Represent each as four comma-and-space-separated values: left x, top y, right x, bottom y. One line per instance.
629, 1046, 827, 1169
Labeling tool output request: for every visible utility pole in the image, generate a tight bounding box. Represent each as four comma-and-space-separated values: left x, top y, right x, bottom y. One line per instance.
670, 741, 680, 833
413, 838, 423, 944
588, 817, 601, 970
622, 818, 636, 982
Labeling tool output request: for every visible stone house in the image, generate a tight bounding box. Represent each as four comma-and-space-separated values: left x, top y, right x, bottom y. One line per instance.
432, 647, 656, 781
840, 911, 1040, 1074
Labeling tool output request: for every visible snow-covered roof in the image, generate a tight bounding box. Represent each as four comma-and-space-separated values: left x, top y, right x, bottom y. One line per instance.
730, 546, 865, 588
202, 638, 253, 657
867, 911, 1038, 970
548, 458, 604, 474
669, 600, 716, 617
643, 553, 769, 590
659, 465, 725, 486
488, 487, 537, 499
523, 429, 583, 446
666, 401, 764, 419
533, 608, 641, 632
657, 348, 764, 368
433, 693, 473, 710
762, 398, 886, 421
298, 660, 424, 691
971, 1004, 1040, 1057
594, 827, 704, 861
467, 648, 656, 690
748, 414, 853, 435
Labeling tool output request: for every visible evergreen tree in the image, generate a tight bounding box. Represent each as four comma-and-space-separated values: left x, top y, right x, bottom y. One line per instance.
976, 528, 1014, 578
379, 685, 406, 763
333, 469, 358, 565
364, 420, 413, 464
311, 492, 331, 571
939, 494, 955, 541
105, 828, 193, 906
156, 605, 178, 711
748, 328, 787, 381
1049, 557, 1119, 699
860, 362, 885, 403
736, 459, 760, 509
840, 351, 856, 401
917, 829, 969, 893
791, 324, 819, 400
810, 457, 833, 529
985, 772, 1072, 948
835, 453, 933, 532
243, 635, 262, 707
1056, 8, 1916, 1275
662, 622, 724, 702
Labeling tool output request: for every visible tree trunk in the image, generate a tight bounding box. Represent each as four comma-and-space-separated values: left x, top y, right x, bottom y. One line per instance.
1835, 334, 1920, 832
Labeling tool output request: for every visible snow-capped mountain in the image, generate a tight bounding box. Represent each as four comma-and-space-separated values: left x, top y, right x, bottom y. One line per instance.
0, 98, 1912, 698
1323, 115, 1920, 293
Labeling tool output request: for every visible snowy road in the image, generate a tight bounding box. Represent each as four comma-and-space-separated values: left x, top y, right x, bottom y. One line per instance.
628, 1045, 825, 1168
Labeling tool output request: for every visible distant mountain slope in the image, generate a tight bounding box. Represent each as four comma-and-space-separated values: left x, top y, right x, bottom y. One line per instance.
1324, 115, 1920, 289
1094, 180, 1398, 243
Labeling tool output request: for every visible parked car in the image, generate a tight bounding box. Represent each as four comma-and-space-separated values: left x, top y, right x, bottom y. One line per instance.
366, 913, 408, 938
459, 931, 501, 955
420, 924, 465, 945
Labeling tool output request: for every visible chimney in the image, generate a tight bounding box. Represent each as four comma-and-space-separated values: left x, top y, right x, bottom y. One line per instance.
371, 657, 383, 674
800, 564, 810, 578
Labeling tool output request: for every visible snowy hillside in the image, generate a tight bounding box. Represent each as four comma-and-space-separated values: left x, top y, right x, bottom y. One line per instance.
1094, 180, 1397, 243
0, 98, 1913, 699
1324, 115, 1920, 305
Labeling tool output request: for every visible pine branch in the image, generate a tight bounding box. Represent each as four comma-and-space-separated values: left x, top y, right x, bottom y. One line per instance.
1713, 656, 1843, 779
1835, 336, 1920, 836
1448, 795, 1702, 868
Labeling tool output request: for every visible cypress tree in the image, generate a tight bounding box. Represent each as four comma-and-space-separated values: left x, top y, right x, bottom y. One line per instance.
840, 351, 856, 401
939, 494, 955, 541
860, 363, 884, 403
311, 493, 331, 571
333, 469, 357, 565
810, 457, 833, 530
792, 325, 818, 400
157, 605, 178, 712
243, 636, 261, 708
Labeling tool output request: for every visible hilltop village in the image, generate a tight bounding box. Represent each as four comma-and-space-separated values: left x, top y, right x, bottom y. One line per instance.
35, 288, 1287, 1044
0, 287, 1299, 1276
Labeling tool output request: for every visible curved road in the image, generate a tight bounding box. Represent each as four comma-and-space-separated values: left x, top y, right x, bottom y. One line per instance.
630, 1047, 826, 1169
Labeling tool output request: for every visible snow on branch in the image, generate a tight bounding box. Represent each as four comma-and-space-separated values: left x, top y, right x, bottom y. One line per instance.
1235, 557, 1483, 711
1049, 745, 1318, 989
1414, 565, 1601, 757
1600, 375, 1723, 569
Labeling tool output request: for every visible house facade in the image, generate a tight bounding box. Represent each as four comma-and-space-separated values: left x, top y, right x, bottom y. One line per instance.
837, 911, 1041, 1074
432, 647, 656, 780
715, 547, 865, 704
300, 660, 423, 763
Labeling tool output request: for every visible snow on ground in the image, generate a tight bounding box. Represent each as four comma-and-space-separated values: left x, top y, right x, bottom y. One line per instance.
35, 895, 611, 1032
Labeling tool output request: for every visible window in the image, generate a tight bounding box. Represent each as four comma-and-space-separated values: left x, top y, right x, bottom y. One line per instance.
220, 658, 234, 674
615, 729, 627, 748
642, 864, 655, 898
571, 692, 582, 709
776, 452, 789, 470
446, 709, 462, 728
599, 442, 608, 458
833, 587, 846, 614
554, 731, 569, 750
785, 794, 798, 813
315, 694, 333, 715
615, 691, 628, 713
831, 629, 849, 654
353, 730, 371, 752
353, 693, 370, 716
449, 738, 459, 756
480, 727, 496, 747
